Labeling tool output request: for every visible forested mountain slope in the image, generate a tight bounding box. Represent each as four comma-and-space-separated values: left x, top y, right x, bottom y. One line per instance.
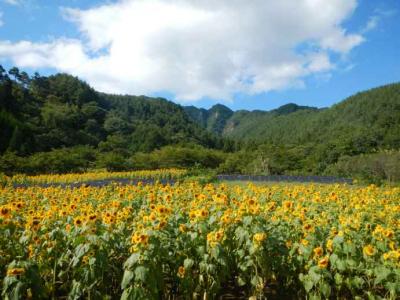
227, 83, 400, 153
184, 103, 318, 137
184, 104, 234, 135
186, 83, 400, 153
0, 67, 219, 156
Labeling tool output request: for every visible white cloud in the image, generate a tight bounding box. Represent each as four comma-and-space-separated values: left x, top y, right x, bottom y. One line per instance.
0, 0, 364, 102
363, 16, 379, 33
320, 29, 364, 53
361, 9, 396, 34
342, 63, 356, 73
307, 52, 334, 73
3, 0, 21, 5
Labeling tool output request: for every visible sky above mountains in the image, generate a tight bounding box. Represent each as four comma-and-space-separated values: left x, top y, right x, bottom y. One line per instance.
0, 0, 399, 110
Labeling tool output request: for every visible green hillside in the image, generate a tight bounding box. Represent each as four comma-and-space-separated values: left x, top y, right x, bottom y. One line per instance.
1, 65, 400, 183
0, 66, 225, 174
0, 67, 219, 156
185, 102, 319, 137
225, 83, 400, 152
184, 104, 234, 134
184, 83, 400, 181
186, 84, 400, 153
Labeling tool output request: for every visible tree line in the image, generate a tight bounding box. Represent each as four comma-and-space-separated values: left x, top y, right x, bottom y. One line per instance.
1, 66, 399, 184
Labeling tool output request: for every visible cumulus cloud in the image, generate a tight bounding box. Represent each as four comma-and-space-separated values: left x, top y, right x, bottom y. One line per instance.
0, 0, 364, 101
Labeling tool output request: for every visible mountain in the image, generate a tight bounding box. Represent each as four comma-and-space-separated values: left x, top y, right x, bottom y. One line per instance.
182, 82, 400, 176
184, 104, 233, 135
271, 103, 319, 115
185, 83, 400, 151
223, 83, 400, 151
185, 102, 318, 136
0, 68, 219, 156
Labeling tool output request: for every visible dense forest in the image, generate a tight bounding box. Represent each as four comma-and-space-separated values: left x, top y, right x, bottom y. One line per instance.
0, 66, 231, 173
1, 65, 399, 183
185, 83, 400, 183
185, 86, 400, 150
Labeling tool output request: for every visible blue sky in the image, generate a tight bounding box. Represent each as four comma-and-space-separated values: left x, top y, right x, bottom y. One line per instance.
0, 0, 399, 111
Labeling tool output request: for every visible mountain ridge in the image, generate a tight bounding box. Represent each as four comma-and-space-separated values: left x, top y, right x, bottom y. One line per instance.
184, 102, 320, 136
184, 83, 400, 151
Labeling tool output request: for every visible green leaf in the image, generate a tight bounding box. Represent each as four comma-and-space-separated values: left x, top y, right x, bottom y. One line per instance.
304, 278, 314, 293
309, 292, 321, 300
198, 224, 207, 234
189, 232, 198, 240
124, 253, 140, 269
333, 236, 344, 245
184, 258, 194, 269
245, 258, 254, 267
134, 266, 148, 283
334, 273, 343, 286
319, 281, 331, 298
237, 276, 246, 286
75, 243, 90, 258
199, 261, 207, 273
208, 215, 216, 225
121, 270, 134, 289
251, 275, 262, 287
234, 227, 248, 244
336, 259, 346, 272
248, 245, 256, 255
342, 243, 355, 255
330, 253, 338, 264
374, 267, 391, 285
120, 288, 132, 300
211, 245, 220, 259
351, 276, 364, 289
196, 245, 205, 256
384, 282, 398, 298
6, 281, 25, 300
89, 257, 96, 266
18, 235, 30, 245
206, 263, 216, 274
236, 249, 245, 259
238, 262, 247, 272
345, 259, 357, 269
68, 280, 83, 300
365, 269, 374, 277
366, 291, 376, 300
310, 271, 321, 284
243, 216, 253, 226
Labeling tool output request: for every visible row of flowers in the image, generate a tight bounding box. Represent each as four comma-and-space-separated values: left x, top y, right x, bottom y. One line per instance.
3, 168, 187, 185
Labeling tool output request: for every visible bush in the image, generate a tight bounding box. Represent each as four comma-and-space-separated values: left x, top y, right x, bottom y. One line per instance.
130, 145, 226, 170
0, 146, 97, 175
325, 150, 400, 184
96, 152, 130, 171
0, 152, 24, 175
217, 151, 255, 174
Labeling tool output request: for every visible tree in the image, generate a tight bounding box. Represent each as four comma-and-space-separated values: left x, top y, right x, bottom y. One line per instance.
8, 67, 20, 81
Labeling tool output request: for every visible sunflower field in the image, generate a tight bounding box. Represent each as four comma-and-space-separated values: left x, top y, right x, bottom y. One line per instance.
1, 178, 399, 299
5, 169, 187, 186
